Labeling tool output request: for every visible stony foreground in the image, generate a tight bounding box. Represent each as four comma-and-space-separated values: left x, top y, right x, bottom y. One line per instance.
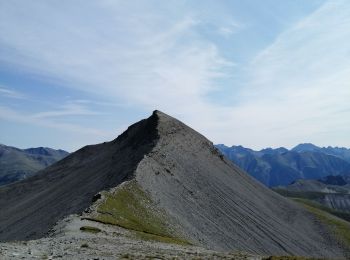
0, 215, 262, 260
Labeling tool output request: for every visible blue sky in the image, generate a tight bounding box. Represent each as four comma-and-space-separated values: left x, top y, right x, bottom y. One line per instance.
1, 0, 349, 152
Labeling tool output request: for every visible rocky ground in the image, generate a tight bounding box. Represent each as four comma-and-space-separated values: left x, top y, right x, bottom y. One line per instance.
0, 215, 262, 260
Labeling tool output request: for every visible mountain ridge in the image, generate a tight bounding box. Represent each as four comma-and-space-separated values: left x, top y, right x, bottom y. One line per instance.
0, 111, 349, 258
0, 112, 159, 241
0, 144, 69, 186
217, 144, 350, 187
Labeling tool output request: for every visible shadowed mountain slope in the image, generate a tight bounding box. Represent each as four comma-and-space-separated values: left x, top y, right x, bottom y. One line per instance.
0, 114, 159, 241
0, 145, 68, 186
0, 111, 349, 259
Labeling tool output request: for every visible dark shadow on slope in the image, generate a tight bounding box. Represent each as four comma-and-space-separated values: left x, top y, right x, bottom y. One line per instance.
0, 111, 160, 241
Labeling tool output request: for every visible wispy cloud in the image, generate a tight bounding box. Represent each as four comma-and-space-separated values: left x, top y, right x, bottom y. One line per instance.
31, 101, 102, 119
226, 0, 350, 148
218, 22, 241, 37
0, 0, 349, 149
0, 2, 230, 105
0, 86, 26, 99
0, 105, 109, 137
0, 0, 233, 141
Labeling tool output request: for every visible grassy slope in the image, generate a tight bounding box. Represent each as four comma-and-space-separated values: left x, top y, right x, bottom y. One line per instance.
273, 189, 350, 257
86, 182, 348, 258
89, 180, 189, 245
293, 198, 350, 247
274, 189, 350, 222
273, 189, 326, 200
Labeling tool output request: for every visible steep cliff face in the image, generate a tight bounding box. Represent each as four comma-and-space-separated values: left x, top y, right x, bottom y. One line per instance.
0, 111, 349, 259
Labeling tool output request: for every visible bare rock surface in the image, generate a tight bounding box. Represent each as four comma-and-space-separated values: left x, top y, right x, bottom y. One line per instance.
135, 111, 349, 258
0, 110, 349, 259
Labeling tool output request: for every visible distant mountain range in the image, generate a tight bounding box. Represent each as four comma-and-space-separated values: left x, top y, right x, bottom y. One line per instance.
216, 143, 350, 187
0, 144, 69, 186
292, 143, 350, 162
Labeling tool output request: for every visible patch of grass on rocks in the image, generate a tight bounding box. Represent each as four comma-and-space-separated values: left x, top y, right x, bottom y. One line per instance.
91, 180, 190, 245
80, 226, 101, 233
294, 198, 350, 247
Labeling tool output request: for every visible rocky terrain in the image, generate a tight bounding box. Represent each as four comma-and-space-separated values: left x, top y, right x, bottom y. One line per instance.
274, 176, 350, 214
0, 215, 262, 260
1, 111, 350, 259
216, 144, 350, 187
0, 144, 68, 186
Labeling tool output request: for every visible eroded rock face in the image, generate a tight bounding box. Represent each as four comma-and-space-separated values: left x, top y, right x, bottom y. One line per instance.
322, 193, 350, 212
0, 111, 349, 259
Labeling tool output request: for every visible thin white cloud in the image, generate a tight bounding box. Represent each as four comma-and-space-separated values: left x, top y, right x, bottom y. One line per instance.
0, 0, 349, 150
31, 101, 102, 119
223, 0, 350, 148
0, 105, 109, 137
0, 86, 26, 99
218, 22, 241, 37
0, 1, 233, 140
0, 1, 231, 110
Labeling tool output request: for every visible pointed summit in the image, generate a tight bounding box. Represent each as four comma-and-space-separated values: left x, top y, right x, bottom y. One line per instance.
292, 143, 321, 152
0, 111, 348, 258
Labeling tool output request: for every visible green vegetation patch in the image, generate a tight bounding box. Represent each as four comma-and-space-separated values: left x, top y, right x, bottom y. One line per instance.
292, 198, 350, 222
273, 189, 326, 200
91, 180, 189, 245
294, 198, 350, 247
275, 190, 350, 222
80, 226, 101, 233
133, 229, 189, 245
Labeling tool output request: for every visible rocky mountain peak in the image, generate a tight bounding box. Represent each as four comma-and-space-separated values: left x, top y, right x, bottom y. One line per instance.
0, 111, 348, 258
